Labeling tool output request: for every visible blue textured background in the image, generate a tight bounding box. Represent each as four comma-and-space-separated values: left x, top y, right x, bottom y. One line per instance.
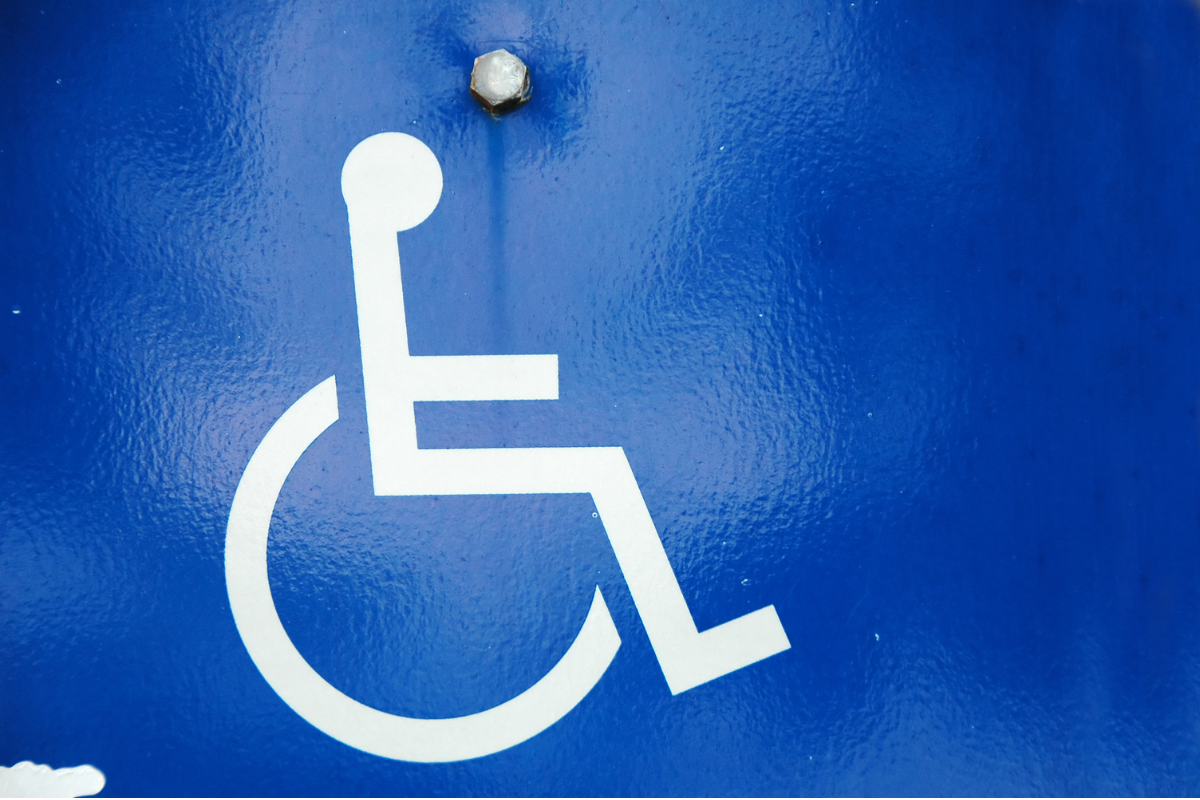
3, 0, 1200, 795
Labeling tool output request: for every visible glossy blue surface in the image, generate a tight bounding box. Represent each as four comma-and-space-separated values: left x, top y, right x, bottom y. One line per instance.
3, 0, 1200, 794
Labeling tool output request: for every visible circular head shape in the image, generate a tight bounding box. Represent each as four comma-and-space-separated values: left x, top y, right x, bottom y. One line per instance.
341, 132, 443, 231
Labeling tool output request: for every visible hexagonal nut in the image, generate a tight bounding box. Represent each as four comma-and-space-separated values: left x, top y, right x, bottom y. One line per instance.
470, 49, 531, 114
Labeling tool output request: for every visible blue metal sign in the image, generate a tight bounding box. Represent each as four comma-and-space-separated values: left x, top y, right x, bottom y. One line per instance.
3, 0, 1200, 795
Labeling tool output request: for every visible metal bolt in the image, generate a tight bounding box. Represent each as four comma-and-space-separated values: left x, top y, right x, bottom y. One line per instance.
470, 49, 530, 114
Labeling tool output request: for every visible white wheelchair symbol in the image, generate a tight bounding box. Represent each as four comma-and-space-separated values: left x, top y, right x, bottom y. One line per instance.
226, 133, 791, 762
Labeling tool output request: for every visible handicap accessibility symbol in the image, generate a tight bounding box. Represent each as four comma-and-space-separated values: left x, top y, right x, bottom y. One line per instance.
225, 133, 791, 763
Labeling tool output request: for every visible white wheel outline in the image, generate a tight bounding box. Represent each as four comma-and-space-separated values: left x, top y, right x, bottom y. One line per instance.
225, 376, 622, 763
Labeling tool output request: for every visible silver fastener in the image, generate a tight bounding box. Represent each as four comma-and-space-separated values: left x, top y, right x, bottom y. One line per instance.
470, 49, 531, 114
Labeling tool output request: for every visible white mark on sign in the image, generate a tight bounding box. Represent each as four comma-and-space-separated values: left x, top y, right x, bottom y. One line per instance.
226, 132, 791, 763
0, 762, 105, 798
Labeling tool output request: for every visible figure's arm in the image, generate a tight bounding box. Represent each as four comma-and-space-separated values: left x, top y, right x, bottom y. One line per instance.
407, 354, 558, 401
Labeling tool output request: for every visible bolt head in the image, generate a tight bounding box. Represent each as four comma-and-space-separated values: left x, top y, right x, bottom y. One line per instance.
470, 49, 531, 114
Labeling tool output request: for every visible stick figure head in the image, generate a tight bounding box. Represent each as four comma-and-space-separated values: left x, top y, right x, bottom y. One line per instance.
341, 132, 443, 231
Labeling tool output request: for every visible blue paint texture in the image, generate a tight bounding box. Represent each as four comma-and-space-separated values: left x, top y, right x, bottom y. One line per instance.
3, 0, 1200, 794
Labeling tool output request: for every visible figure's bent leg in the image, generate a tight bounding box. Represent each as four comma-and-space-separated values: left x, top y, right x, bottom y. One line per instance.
586, 449, 791, 695
393, 447, 791, 695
